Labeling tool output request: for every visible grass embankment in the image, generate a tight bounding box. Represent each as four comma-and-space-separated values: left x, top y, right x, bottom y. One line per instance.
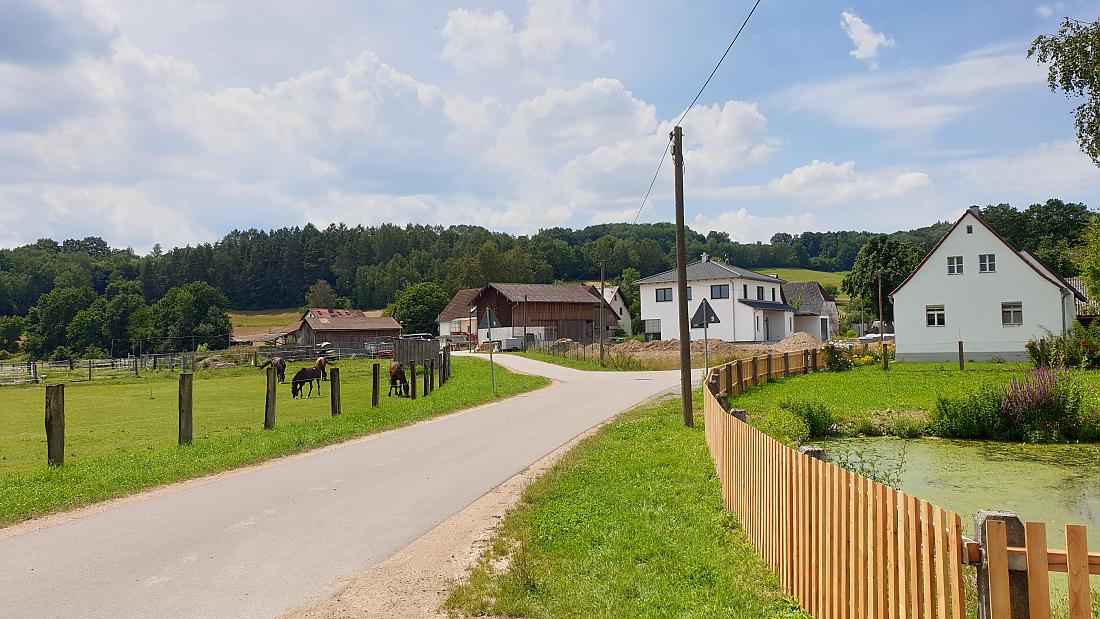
729, 361, 1100, 444
0, 357, 547, 526
445, 394, 807, 619
759, 267, 850, 300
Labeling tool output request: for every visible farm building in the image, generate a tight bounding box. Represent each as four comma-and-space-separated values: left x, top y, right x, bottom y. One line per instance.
585, 284, 633, 336
638, 254, 793, 343
892, 207, 1085, 361
436, 288, 481, 338
780, 281, 838, 341
469, 283, 617, 345
294, 308, 402, 346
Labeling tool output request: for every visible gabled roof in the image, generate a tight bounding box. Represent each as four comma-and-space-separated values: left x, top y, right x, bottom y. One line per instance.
483, 282, 602, 304
891, 207, 1086, 301
781, 282, 830, 316
302, 309, 401, 332
436, 288, 481, 322
636, 257, 783, 285
583, 284, 622, 304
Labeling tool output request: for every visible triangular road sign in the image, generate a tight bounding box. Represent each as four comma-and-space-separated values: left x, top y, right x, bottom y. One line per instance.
478, 307, 501, 329
690, 298, 721, 329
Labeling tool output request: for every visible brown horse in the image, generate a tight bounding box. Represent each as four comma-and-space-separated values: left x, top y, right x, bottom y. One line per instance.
315, 356, 330, 381
291, 366, 323, 399
388, 362, 408, 397
259, 356, 287, 383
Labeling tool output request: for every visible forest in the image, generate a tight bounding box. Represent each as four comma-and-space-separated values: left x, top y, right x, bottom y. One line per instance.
0, 199, 1092, 358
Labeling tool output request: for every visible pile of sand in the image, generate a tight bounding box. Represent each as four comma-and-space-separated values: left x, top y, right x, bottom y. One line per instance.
769, 332, 824, 353
548, 338, 581, 353
196, 355, 236, 369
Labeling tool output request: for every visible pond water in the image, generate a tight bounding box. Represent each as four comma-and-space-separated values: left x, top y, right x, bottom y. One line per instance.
824, 437, 1100, 549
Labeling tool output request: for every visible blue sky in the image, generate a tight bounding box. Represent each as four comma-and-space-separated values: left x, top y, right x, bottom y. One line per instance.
1, 0, 1099, 251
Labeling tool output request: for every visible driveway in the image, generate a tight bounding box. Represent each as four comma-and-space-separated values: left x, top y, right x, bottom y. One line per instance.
0, 354, 690, 617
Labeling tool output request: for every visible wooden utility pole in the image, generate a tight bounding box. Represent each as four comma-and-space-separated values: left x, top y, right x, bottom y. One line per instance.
672, 126, 693, 428
878, 271, 888, 371
599, 259, 606, 366
523, 295, 528, 352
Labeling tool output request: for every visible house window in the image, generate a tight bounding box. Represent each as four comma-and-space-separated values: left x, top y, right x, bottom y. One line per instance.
979, 254, 996, 273
687, 286, 692, 301
742, 284, 748, 298
1002, 302, 1023, 326
966, 225, 973, 234
926, 305, 946, 327
711, 284, 729, 299
947, 256, 964, 275
656, 288, 673, 302
771, 288, 776, 302
756, 286, 765, 300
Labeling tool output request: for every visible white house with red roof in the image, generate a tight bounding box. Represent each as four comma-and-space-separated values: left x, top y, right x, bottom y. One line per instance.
891, 207, 1085, 362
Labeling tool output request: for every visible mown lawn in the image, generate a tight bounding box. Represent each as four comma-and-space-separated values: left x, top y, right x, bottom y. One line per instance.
444, 394, 807, 619
0, 357, 547, 526
758, 267, 850, 300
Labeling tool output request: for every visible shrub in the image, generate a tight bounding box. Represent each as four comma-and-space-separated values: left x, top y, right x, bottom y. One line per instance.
1026, 323, 1100, 369
754, 409, 810, 446
821, 343, 853, 372
48, 346, 74, 362
82, 346, 109, 360
779, 398, 835, 437
603, 353, 641, 371
883, 414, 926, 439
928, 386, 1003, 439
1078, 408, 1100, 442
830, 448, 905, 489
999, 367, 1081, 442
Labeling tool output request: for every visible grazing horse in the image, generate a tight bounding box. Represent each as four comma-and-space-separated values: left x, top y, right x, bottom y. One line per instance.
258, 356, 287, 383
291, 367, 323, 399
314, 356, 330, 381
388, 362, 409, 397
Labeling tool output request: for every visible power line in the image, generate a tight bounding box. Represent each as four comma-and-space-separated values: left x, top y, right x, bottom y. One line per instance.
631, 0, 764, 224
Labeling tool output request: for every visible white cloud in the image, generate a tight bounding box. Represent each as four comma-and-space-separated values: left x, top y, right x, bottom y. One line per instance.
942, 139, 1100, 199
779, 45, 1044, 133
692, 209, 817, 243
840, 11, 894, 69
768, 160, 931, 205
1035, 4, 1064, 18
439, 0, 609, 73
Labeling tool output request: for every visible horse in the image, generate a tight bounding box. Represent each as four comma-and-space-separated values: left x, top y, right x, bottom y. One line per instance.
388, 362, 409, 397
291, 366, 323, 399
258, 356, 287, 383
314, 356, 330, 381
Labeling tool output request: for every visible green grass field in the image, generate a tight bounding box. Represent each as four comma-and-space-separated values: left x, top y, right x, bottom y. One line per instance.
228, 308, 304, 328
445, 393, 806, 619
759, 267, 850, 300
0, 357, 547, 526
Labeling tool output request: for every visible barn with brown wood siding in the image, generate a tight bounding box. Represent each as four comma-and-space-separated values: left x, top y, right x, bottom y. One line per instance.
469, 283, 617, 344
294, 308, 402, 346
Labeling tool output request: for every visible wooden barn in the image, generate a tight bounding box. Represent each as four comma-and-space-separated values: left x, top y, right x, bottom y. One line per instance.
295, 308, 402, 346
470, 283, 617, 344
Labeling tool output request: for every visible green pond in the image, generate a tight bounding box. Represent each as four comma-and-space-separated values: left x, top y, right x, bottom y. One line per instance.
824, 437, 1100, 550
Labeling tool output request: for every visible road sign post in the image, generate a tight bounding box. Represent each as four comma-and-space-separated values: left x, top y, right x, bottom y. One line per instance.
691, 298, 722, 375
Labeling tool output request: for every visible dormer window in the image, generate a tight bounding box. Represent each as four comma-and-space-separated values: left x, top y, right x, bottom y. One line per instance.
947, 256, 964, 275
979, 254, 996, 273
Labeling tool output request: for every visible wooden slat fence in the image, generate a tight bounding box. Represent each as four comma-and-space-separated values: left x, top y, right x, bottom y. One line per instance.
704, 350, 1097, 618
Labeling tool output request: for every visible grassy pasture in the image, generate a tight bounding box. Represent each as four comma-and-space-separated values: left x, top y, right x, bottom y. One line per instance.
445, 393, 806, 618
228, 308, 304, 328
759, 267, 850, 299
0, 357, 547, 526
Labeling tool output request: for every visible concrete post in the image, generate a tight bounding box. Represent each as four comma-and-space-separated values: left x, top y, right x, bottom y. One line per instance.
798, 445, 825, 461
975, 510, 1029, 619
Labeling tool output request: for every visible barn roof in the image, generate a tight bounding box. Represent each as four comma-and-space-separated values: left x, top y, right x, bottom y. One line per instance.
302, 309, 401, 332
484, 282, 602, 304
436, 288, 482, 322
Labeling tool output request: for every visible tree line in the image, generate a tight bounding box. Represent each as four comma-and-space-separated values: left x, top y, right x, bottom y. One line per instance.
0, 199, 1093, 357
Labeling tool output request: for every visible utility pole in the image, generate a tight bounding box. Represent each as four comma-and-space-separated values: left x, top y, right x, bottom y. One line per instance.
672, 126, 693, 428
523, 295, 528, 352
878, 271, 888, 371
599, 259, 606, 366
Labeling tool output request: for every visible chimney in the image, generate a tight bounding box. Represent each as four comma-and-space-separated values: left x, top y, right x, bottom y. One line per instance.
701, 252, 709, 262
968, 206, 981, 217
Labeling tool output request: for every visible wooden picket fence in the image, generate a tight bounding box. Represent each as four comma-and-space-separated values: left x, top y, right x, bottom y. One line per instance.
702, 351, 1097, 618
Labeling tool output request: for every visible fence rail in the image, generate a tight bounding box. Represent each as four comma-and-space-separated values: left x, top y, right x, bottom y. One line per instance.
702, 351, 1096, 618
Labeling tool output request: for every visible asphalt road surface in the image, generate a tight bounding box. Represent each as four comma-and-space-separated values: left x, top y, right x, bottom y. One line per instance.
0, 354, 690, 617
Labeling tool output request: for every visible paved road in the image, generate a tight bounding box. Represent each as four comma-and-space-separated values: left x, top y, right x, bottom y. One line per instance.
0, 355, 689, 618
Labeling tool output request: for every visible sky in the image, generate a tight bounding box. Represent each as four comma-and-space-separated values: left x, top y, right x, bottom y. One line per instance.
2, 0, 1100, 252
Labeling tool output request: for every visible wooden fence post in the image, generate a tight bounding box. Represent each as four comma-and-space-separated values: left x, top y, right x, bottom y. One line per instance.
179, 373, 193, 445
428, 360, 435, 393
750, 356, 758, 386
724, 363, 733, 397
958, 341, 965, 371
975, 510, 1029, 619
783, 351, 790, 377
766, 353, 772, 381
88, 358, 92, 381
372, 363, 380, 407
811, 348, 818, 372
410, 362, 417, 400
735, 359, 743, 392
264, 366, 276, 429
45, 384, 64, 466
423, 360, 430, 394
330, 367, 341, 416
803, 350, 810, 374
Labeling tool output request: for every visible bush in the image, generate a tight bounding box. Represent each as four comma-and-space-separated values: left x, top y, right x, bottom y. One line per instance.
779, 398, 835, 437
48, 346, 74, 362
82, 346, 109, 360
928, 386, 1003, 439
821, 343, 853, 372
1078, 408, 1100, 442
754, 409, 810, 446
1026, 323, 1100, 369
604, 353, 641, 371
830, 448, 905, 489
883, 414, 925, 439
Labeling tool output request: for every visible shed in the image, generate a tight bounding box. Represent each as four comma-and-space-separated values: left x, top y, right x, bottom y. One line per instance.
436, 288, 482, 337
295, 308, 402, 346
470, 283, 616, 344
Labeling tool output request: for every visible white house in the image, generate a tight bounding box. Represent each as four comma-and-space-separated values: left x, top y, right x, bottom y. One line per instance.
892, 207, 1084, 362
637, 254, 793, 342
587, 285, 633, 336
